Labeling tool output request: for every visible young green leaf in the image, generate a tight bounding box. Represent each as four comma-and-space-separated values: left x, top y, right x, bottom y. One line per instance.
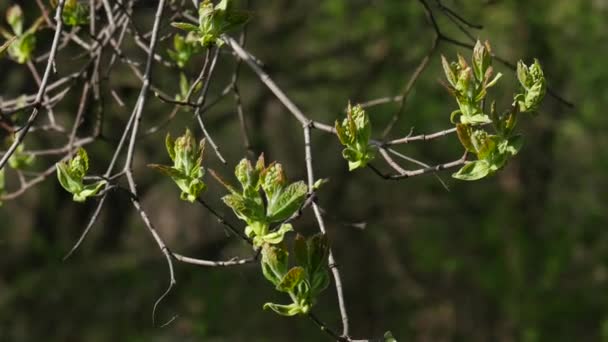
276, 266, 305, 292
310, 267, 330, 295
294, 234, 307, 269
53, 0, 88, 26
216, 155, 307, 245
256, 223, 293, 246
260, 162, 285, 199
8, 32, 36, 64
56, 148, 106, 202
222, 193, 265, 224
168, 33, 200, 69
514, 59, 546, 113
441, 55, 457, 87
384, 331, 398, 342
171, 0, 250, 47
261, 244, 289, 286
452, 160, 491, 181
73, 181, 106, 202
262, 302, 303, 317
335, 103, 376, 171
235, 158, 261, 191
472, 40, 492, 82
171, 22, 199, 32
6, 5, 23, 36
266, 181, 307, 222
6, 138, 34, 170
148, 129, 207, 202
307, 233, 329, 275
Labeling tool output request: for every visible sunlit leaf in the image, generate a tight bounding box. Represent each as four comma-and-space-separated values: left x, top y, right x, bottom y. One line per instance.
452, 160, 491, 181
261, 244, 289, 285
266, 181, 307, 222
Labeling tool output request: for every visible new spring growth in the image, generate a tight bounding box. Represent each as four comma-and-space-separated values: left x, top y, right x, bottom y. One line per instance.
453, 118, 523, 181
171, 0, 249, 47
335, 102, 375, 171
4, 135, 35, 170
210, 154, 308, 247
56, 148, 106, 202
148, 129, 207, 202
261, 233, 330, 317
168, 33, 201, 69
514, 59, 546, 113
0, 5, 44, 64
441, 40, 502, 125
444, 40, 546, 181
50, 0, 89, 27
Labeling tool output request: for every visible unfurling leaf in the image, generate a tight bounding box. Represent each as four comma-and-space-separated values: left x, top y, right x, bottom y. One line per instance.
5, 137, 35, 170
56, 148, 106, 202
307, 233, 329, 275
3, 5, 43, 64
266, 181, 307, 222
53, 0, 89, 26
441, 55, 457, 87
171, 0, 250, 47
222, 193, 265, 225
168, 33, 200, 68
254, 223, 292, 246
335, 103, 375, 171
260, 162, 285, 199
293, 233, 330, 295
148, 129, 206, 202
456, 124, 474, 152
6, 5, 23, 36
262, 302, 303, 317
216, 155, 307, 245
261, 244, 289, 286
472, 40, 492, 82
8, 32, 36, 64
515, 59, 546, 113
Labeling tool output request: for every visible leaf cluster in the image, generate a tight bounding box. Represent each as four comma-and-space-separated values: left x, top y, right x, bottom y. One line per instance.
442, 41, 546, 181
51, 0, 89, 27
167, 33, 201, 69
442, 40, 502, 125
148, 128, 207, 202
335, 103, 375, 171
1, 135, 37, 206
171, 0, 249, 47
212, 155, 308, 247
4, 135, 35, 170
56, 148, 106, 202
514, 59, 546, 113
0, 5, 44, 64
261, 234, 330, 316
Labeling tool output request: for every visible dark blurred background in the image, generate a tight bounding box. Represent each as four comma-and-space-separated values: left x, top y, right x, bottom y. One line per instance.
1, 0, 607, 341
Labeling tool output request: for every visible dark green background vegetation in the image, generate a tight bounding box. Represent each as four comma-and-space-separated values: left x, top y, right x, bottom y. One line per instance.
1, 0, 607, 340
